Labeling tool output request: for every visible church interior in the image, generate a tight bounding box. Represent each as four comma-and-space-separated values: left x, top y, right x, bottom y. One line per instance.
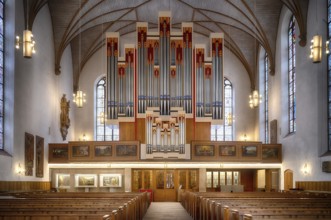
0, 0, 331, 219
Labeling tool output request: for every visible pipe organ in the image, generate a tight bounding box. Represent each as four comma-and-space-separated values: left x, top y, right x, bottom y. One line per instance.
145, 110, 186, 155
195, 34, 224, 121
105, 12, 224, 158
106, 33, 135, 120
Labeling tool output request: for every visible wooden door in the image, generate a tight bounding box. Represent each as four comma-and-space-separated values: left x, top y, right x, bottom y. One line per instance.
284, 169, 293, 191
132, 169, 199, 202
265, 169, 279, 192
154, 169, 177, 202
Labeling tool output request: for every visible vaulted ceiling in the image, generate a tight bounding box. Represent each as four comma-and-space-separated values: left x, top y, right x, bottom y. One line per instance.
25, 0, 308, 91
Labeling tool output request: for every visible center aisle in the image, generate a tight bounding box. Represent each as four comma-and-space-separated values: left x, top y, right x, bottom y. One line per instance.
143, 202, 193, 220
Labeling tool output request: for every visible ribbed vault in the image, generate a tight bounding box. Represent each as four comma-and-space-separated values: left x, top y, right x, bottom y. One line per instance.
24, 0, 308, 91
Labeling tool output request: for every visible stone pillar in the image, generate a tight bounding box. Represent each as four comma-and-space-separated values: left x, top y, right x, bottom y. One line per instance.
124, 168, 132, 192
199, 168, 206, 192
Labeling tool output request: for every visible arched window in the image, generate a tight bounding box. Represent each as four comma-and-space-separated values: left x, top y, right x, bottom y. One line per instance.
264, 53, 269, 143
211, 78, 233, 141
95, 77, 119, 141
0, 0, 4, 150
288, 15, 296, 134
328, 1, 331, 151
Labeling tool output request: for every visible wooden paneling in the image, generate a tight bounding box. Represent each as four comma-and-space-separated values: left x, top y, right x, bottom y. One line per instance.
262, 144, 282, 163
119, 122, 135, 141
284, 169, 293, 191
136, 118, 145, 143
265, 169, 279, 192
132, 169, 198, 202
191, 141, 278, 163
67, 141, 140, 162
0, 181, 50, 192
194, 122, 211, 140
49, 143, 69, 163
185, 121, 211, 142
186, 118, 194, 143
49, 141, 140, 163
296, 181, 331, 191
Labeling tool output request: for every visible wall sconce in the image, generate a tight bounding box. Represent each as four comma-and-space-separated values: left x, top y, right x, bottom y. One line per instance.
249, 90, 262, 108
326, 40, 330, 55
73, 90, 86, 108
15, 30, 36, 58
302, 163, 310, 175
16, 163, 25, 175
225, 113, 234, 126
309, 35, 322, 63
242, 134, 248, 141
98, 111, 106, 124
309, 35, 330, 63
82, 134, 87, 141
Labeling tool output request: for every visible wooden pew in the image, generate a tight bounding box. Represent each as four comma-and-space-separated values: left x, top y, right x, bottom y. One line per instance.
180, 191, 331, 220
0, 191, 149, 220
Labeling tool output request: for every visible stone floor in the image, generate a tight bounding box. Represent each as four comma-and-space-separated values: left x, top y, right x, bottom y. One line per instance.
143, 202, 193, 220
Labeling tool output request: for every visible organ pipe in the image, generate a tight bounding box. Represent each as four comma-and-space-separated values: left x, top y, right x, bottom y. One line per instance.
106, 35, 118, 120
106, 13, 223, 137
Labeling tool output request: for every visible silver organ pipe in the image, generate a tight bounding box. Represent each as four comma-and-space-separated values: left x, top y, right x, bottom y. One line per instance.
195, 48, 204, 117
105, 13, 224, 157
214, 43, 219, 119
146, 114, 153, 154
179, 114, 185, 154
183, 27, 192, 114
137, 26, 147, 114
211, 36, 224, 120
106, 35, 118, 119
159, 16, 171, 115
153, 66, 159, 107
125, 48, 134, 117
156, 119, 161, 151
175, 41, 183, 108
153, 42, 159, 107
118, 64, 124, 115
204, 64, 211, 115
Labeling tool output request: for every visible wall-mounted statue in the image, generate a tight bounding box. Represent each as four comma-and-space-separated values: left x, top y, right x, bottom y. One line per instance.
60, 94, 70, 140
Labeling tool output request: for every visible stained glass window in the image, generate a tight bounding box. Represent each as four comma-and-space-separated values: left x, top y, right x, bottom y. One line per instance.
288, 15, 296, 134
264, 53, 269, 143
96, 77, 119, 141
0, 0, 4, 150
328, 0, 331, 151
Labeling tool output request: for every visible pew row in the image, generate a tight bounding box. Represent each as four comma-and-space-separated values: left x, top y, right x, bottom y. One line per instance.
0, 192, 149, 220
180, 191, 331, 220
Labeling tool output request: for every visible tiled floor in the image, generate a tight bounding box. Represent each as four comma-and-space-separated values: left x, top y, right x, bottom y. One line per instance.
143, 202, 193, 220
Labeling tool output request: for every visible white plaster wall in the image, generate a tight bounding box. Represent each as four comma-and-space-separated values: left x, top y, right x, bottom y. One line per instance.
272, 1, 331, 190
199, 168, 207, 192
257, 169, 266, 189
73, 43, 107, 141
0, 2, 74, 181
75, 31, 255, 142
223, 47, 256, 141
